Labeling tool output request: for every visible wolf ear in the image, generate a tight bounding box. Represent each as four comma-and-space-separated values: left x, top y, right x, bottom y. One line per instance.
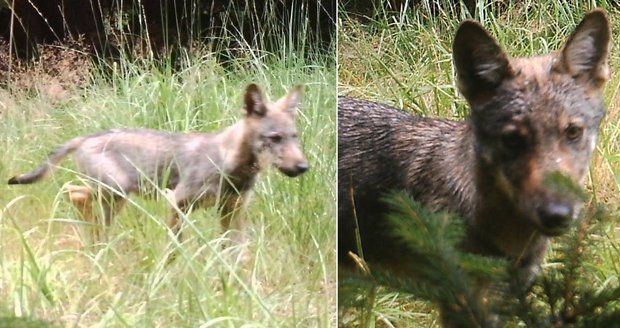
557, 9, 610, 87
275, 85, 303, 116
244, 83, 267, 117
453, 20, 513, 103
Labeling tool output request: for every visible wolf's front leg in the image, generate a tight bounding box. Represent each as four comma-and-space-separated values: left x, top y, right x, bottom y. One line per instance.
168, 201, 189, 242
219, 194, 249, 245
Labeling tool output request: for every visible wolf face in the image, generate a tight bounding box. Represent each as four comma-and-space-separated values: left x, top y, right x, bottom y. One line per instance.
453, 10, 609, 236
244, 84, 309, 177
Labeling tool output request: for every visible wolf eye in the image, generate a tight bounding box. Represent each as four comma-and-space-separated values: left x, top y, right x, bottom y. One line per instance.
267, 134, 283, 143
501, 132, 527, 151
565, 124, 583, 141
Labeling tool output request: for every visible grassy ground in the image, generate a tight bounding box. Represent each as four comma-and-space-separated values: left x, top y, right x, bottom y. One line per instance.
0, 45, 336, 326
339, 1, 619, 326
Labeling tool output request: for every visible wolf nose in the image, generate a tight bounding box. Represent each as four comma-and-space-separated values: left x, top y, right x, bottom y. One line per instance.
296, 162, 309, 173
538, 202, 573, 232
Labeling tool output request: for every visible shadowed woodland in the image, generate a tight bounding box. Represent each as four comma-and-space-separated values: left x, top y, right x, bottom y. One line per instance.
0, 0, 335, 58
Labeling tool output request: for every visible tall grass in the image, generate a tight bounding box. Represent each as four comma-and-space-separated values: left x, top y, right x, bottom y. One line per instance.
1, 0, 333, 63
0, 1, 336, 327
339, 1, 619, 326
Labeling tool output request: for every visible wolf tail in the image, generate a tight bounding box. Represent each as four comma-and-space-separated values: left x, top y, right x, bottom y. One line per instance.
8, 136, 87, 185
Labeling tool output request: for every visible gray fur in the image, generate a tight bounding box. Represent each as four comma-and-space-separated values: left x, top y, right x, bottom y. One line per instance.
9, 84, 309, 243
339, 9, 610, 287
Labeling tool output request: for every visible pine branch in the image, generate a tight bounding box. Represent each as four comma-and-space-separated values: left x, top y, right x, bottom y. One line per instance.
339, 190, 619, 327
374, 192, 508, 327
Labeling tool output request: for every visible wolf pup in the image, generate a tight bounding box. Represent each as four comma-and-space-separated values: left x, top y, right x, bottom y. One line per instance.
9, 84, 309, 244
339, 9, 610, 286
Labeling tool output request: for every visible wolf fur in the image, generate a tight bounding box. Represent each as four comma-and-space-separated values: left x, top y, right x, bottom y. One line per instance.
339, 9, 610, 285
9, 84, 309, 244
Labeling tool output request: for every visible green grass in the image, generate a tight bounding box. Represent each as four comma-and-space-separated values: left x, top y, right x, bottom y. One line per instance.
0, 43, 336, 327
339, 1, 620, 326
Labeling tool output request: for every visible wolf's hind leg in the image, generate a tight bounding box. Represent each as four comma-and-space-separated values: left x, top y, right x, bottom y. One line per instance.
67, 184, 94, 222
67, 184, 99, 241
100, 194, 126, 226
67, 185, 126, 242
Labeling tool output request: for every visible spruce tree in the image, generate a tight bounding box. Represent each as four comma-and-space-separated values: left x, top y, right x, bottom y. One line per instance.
339, 191, 619, 327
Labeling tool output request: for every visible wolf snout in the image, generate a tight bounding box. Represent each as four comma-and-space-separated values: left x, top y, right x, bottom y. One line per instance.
296, 162, 310, 174
537, 201, 574, 235
279, 161, 310, 177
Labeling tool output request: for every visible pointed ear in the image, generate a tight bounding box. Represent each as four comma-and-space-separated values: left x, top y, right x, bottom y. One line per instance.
275, 85, 303, 116
556, 9, 610, 88
453, 20, 513, 103
244, 83, 267, 117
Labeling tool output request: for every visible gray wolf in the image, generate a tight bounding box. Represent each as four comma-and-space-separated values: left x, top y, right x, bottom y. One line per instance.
9, 84, 309, 244
339, 8, 609, 289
